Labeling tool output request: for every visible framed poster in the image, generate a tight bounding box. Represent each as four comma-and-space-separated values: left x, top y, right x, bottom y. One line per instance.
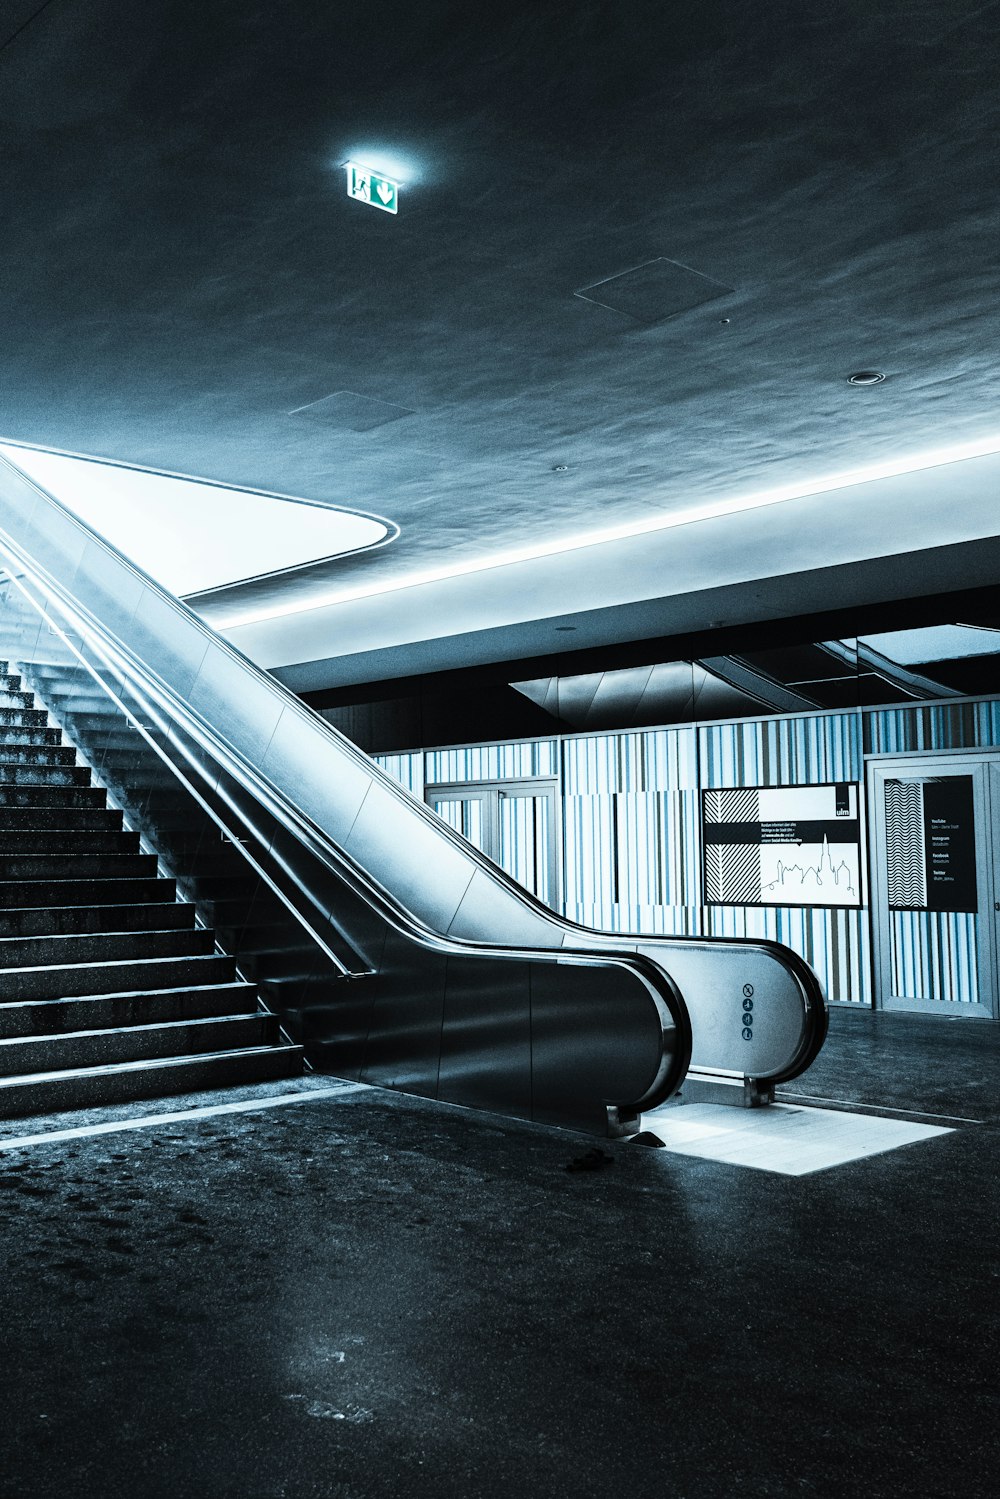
702, 782, 862, 908
884, 775, 977, 913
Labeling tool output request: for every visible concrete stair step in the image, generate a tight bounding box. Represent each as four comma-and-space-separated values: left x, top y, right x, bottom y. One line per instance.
26, 698, 112, 720
172, 873, 260, 902
119, 798, 204, 826
0, 828, 140, 854
22, 676, 106, 696
0, 875, 176, 909
0, 1012, 277, 1077
0, 727, 62, 746
0, 851, 158, 880
44, 688, 114, 707
39, 710, 121, 731
0, 716, 48, 734
0, 746, 76, 767
0, 764, 91, 786
0, 981, 258, 1039
0, 1043, 304, 1118
0, 900, 196, 938
0, 666, 304, 1117
0, 785, 107, 808
146, 845, 252, 877
0, 952, 235, 1002
0, 805, 122, 830
0, 926, 215, 970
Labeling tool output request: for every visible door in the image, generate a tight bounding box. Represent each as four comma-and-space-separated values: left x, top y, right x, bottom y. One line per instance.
426, 785, 491, 856
868, 756, 997, 1017
425, 778, 559, 908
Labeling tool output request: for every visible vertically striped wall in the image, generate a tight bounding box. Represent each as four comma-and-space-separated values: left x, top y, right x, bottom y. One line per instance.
699, 714, 868, 1004
700, 713, 862, 787
376, 751, 424, 798
867, 704, 990, 1007
423, 740, 558, 784
561, 729, 701, 937
866, 700, 1000, 754
889, 911, 979, 1005
373, 694, 1000, 1010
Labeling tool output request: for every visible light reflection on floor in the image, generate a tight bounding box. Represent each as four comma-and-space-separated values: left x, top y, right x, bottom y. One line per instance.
639, 1101, 952, 1175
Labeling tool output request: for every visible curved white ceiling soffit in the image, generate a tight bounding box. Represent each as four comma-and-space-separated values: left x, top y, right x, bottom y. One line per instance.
213, 437, 1000, 662
0, 441, 396, 602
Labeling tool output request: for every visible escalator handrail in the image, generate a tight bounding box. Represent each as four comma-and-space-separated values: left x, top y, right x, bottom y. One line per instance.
0, 450, 826, 1004
0, 463, 691, 1113
0, 450, 819, 1085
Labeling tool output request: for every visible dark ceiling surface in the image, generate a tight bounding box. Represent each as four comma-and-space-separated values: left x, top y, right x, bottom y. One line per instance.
1, 0, 998, 626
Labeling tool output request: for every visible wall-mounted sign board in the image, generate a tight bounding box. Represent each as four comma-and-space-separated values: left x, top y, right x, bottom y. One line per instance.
702, 782, 862, 908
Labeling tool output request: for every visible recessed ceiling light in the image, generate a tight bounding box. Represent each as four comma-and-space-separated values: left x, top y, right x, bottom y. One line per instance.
847, 370, 886, 385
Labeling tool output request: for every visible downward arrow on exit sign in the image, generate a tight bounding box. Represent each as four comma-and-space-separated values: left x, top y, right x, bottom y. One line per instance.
345, 162, 399, 214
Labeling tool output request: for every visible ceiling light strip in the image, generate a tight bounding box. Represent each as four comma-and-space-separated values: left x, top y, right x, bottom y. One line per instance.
216, 433, 1000, 630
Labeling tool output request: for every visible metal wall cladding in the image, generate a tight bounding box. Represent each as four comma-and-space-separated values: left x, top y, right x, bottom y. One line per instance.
425, 740, 558, 783
700, 713, 863, 787
374, 703, 994, 1010
698, 714, 868, 1005
890, 910, 979, 1006
553, 730, 702, 936
376, 751, 424, 798
562, 789, 701, 921
562, 729, 698, 795
866, 700, 1000, 755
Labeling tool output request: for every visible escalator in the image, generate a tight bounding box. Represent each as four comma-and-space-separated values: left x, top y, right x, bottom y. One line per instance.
0, 451, 825, 1133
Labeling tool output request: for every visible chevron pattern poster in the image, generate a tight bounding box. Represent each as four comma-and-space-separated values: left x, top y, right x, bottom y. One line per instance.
703, 783, 861, 907
884, 780, 926, 907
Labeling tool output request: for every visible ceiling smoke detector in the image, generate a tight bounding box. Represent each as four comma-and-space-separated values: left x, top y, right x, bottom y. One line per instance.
847, 370, 887, 385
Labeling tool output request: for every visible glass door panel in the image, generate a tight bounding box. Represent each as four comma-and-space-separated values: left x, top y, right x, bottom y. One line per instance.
426, 790, 490, 856
497, 787, 556, 905
868, 757, 996, 1017
426, 777, 559, 909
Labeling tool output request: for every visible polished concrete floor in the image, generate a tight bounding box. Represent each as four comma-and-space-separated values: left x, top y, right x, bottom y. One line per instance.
1, 1007, 998, 1499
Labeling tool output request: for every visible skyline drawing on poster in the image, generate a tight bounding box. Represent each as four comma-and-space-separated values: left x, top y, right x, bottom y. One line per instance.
702, 783, 862, 908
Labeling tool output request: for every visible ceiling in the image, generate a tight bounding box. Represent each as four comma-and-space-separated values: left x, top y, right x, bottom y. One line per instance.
0, 441, 390, 595
2, 0, 998, 688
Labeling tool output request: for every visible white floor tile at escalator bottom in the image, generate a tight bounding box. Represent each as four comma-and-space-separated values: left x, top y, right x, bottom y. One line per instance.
638, 1102, 952, 1175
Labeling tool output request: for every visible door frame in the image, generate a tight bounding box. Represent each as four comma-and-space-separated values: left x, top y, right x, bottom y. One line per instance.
424, 776, 561, 909
866, 750, 998, 1018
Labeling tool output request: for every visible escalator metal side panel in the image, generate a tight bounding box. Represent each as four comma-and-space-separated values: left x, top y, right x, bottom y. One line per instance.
0, 467, 691, 1134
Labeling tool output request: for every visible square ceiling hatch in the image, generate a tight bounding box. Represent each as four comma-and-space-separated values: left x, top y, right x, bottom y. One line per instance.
575, 257, 733, 323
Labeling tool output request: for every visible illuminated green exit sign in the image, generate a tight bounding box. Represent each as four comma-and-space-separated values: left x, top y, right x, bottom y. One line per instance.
345, 162, 399, 214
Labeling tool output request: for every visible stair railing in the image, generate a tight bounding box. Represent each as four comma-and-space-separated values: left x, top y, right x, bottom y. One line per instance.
0, 452, 691, 1135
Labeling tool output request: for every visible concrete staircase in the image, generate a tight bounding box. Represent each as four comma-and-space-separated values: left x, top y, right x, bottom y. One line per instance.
0, 661, 303, 1118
